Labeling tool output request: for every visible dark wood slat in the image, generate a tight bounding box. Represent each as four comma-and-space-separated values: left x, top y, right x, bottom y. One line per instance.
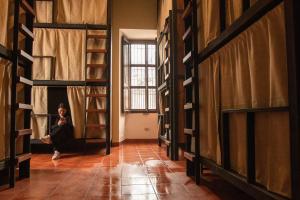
182, 26, 192, 41
158, 82, 167, 91
19, 50, 33, 63
184, 152, 195, 161
184, 103, 193, 110
86, 49, 107, 53
183, 51, 192, 64
86, 109, 106, 113
17, 103, 32, 110
222, 106, 289, 113
159, 136, 171, 146
184, 128, 195, 136
20, 0, 35, 16
19, 24, 34, 40
18, 76, 33, 86
86, 64, 106, 68
0, 44, 12, 60
33, 80, 85, 86
85, 138, 106, 143
183, 77, 193, 87
16, 153, 31, 164
86, 79, 107, 83
16, 129, 32, 137
182, 1, 192, 19
87, 34, 107, 39
33, 23, 108, 30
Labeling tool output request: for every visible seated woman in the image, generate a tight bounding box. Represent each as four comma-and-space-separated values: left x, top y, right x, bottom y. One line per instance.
41, 103, 74, 160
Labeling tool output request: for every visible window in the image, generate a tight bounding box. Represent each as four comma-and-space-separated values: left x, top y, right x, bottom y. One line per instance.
122, 37, 157, 112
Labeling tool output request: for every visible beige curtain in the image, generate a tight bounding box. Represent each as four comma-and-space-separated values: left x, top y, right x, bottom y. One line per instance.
33, 28, 85, 81
35, 1, 53, 23
86, 86, 107, 139
0, 59, 11, 160
199, 55, 221, 165
197, 0, 220, 51
67, 86, 85, 139
226, 0, 243, 27
157, 0, 172, 34
31, 86, 48, 139
56, 0, 107, 24
0, 0, 14, 49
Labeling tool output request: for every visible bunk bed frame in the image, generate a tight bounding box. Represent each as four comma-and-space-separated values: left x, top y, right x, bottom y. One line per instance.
182, 0, 300, 200
0, 0, 35, 188
157, 8, 184, 161
32, 0, 112, 155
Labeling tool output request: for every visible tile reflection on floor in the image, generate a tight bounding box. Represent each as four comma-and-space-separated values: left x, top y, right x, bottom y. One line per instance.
0, 142, 253, 200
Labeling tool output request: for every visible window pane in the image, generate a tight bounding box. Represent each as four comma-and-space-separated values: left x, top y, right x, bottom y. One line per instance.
131, 67, 145, 86
148, 89, 156, 110
148, 44, 156, 65
131, 89, 146, 109
148, 67, 156, 86
131, 44, 145, 64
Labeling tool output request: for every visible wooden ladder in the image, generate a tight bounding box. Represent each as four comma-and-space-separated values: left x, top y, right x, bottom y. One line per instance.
9, 0, 35, 187
182, 0, 200, 184
84, 28, 110, 155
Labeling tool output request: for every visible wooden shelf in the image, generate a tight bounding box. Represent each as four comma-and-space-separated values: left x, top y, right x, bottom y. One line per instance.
86, 79, 107, 83
17, 103, 33, 110
19, 49, 33, 63
16, 129, 32, 138
19, 24, 34, 40
16, 153, 31, 164
184, 128, 195, 136
184, 103, 194, 110
18, 76, 33, 86
184, 152, 195, 162
183, 77, 193, 87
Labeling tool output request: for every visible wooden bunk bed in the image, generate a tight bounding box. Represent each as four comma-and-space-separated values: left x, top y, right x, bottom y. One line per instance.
157, 5, 185, 161
0, 0, 35, 188
181, 0, 300, 200
31, 0, 112, 154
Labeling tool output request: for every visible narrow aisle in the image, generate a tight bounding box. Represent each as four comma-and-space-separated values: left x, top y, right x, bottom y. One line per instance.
0, 143, 253, 200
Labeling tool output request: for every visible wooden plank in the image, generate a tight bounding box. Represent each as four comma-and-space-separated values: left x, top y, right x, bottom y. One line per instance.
18, 76, 33, 86
86, 79, 107, 83
182, 26, 192, 41
183, 77, 193, 87
16, 129, 32, 137
183, 51, 192, 64
33, 23, 108, 30
17, 103, 32, 110
165, 124, 170, 129
182, 1, 192, 19
184, 152, 195, 161
19, 24, 34, 40
158, 82, 167, 91
16, 153, 31, 164
184, 128, 195, 136
159, 136, 171, 146
20, 0, 35, 16
164, 90, 169, 96
19, 50, 33, 63
184, 103, 193, 110
165, 107, 170, 112
85, 138, 106, 143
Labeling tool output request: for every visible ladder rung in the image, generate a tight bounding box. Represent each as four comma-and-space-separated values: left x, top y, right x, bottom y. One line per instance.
86, 109, 106, 113
165, 124, 170, 129
184, 128, 195, 136
87, 34, 107, 39
184, 103, 193, 110
16, 129, 32, 138
159, 136, 171, 146
19, 50, 33, 63
16, 153, 31, 164
86, 64, 106, 68
86, 124, 106, 129
164, 57, 169, 65
165, 73, 170, 80
85, 138, 106, 144
18, 76, 33, 86
19, 24, 34, 40
86, 94, 107, 98
20, 0, 36, 16
165, 107, 170, 112
184, 152, 195, 162
183, 27, 192, 41
183, 51, 192, 64
86, 79, 107, 83
182, 1, 192, 19
164, 40, 169, 49
158, 82, 167, 91
164, 90, 169, 96
86, 49, 107, 53
183, 77, 193, 87
17, 103, 33, 110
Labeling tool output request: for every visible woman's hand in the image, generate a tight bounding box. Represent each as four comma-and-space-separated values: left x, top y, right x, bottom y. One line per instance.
58, 118, 66, 126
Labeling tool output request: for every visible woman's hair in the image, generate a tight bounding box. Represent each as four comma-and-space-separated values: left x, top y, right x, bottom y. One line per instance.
58, 103, 67, 110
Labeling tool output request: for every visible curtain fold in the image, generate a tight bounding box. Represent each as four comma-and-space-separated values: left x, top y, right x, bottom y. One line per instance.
67, 86, 85, 139
226, 0, 243, 27
35, 1, 53, 23
31, 86, 48, 139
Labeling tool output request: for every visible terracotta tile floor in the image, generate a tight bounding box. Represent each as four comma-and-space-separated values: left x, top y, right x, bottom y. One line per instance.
0, 142, 253, 200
